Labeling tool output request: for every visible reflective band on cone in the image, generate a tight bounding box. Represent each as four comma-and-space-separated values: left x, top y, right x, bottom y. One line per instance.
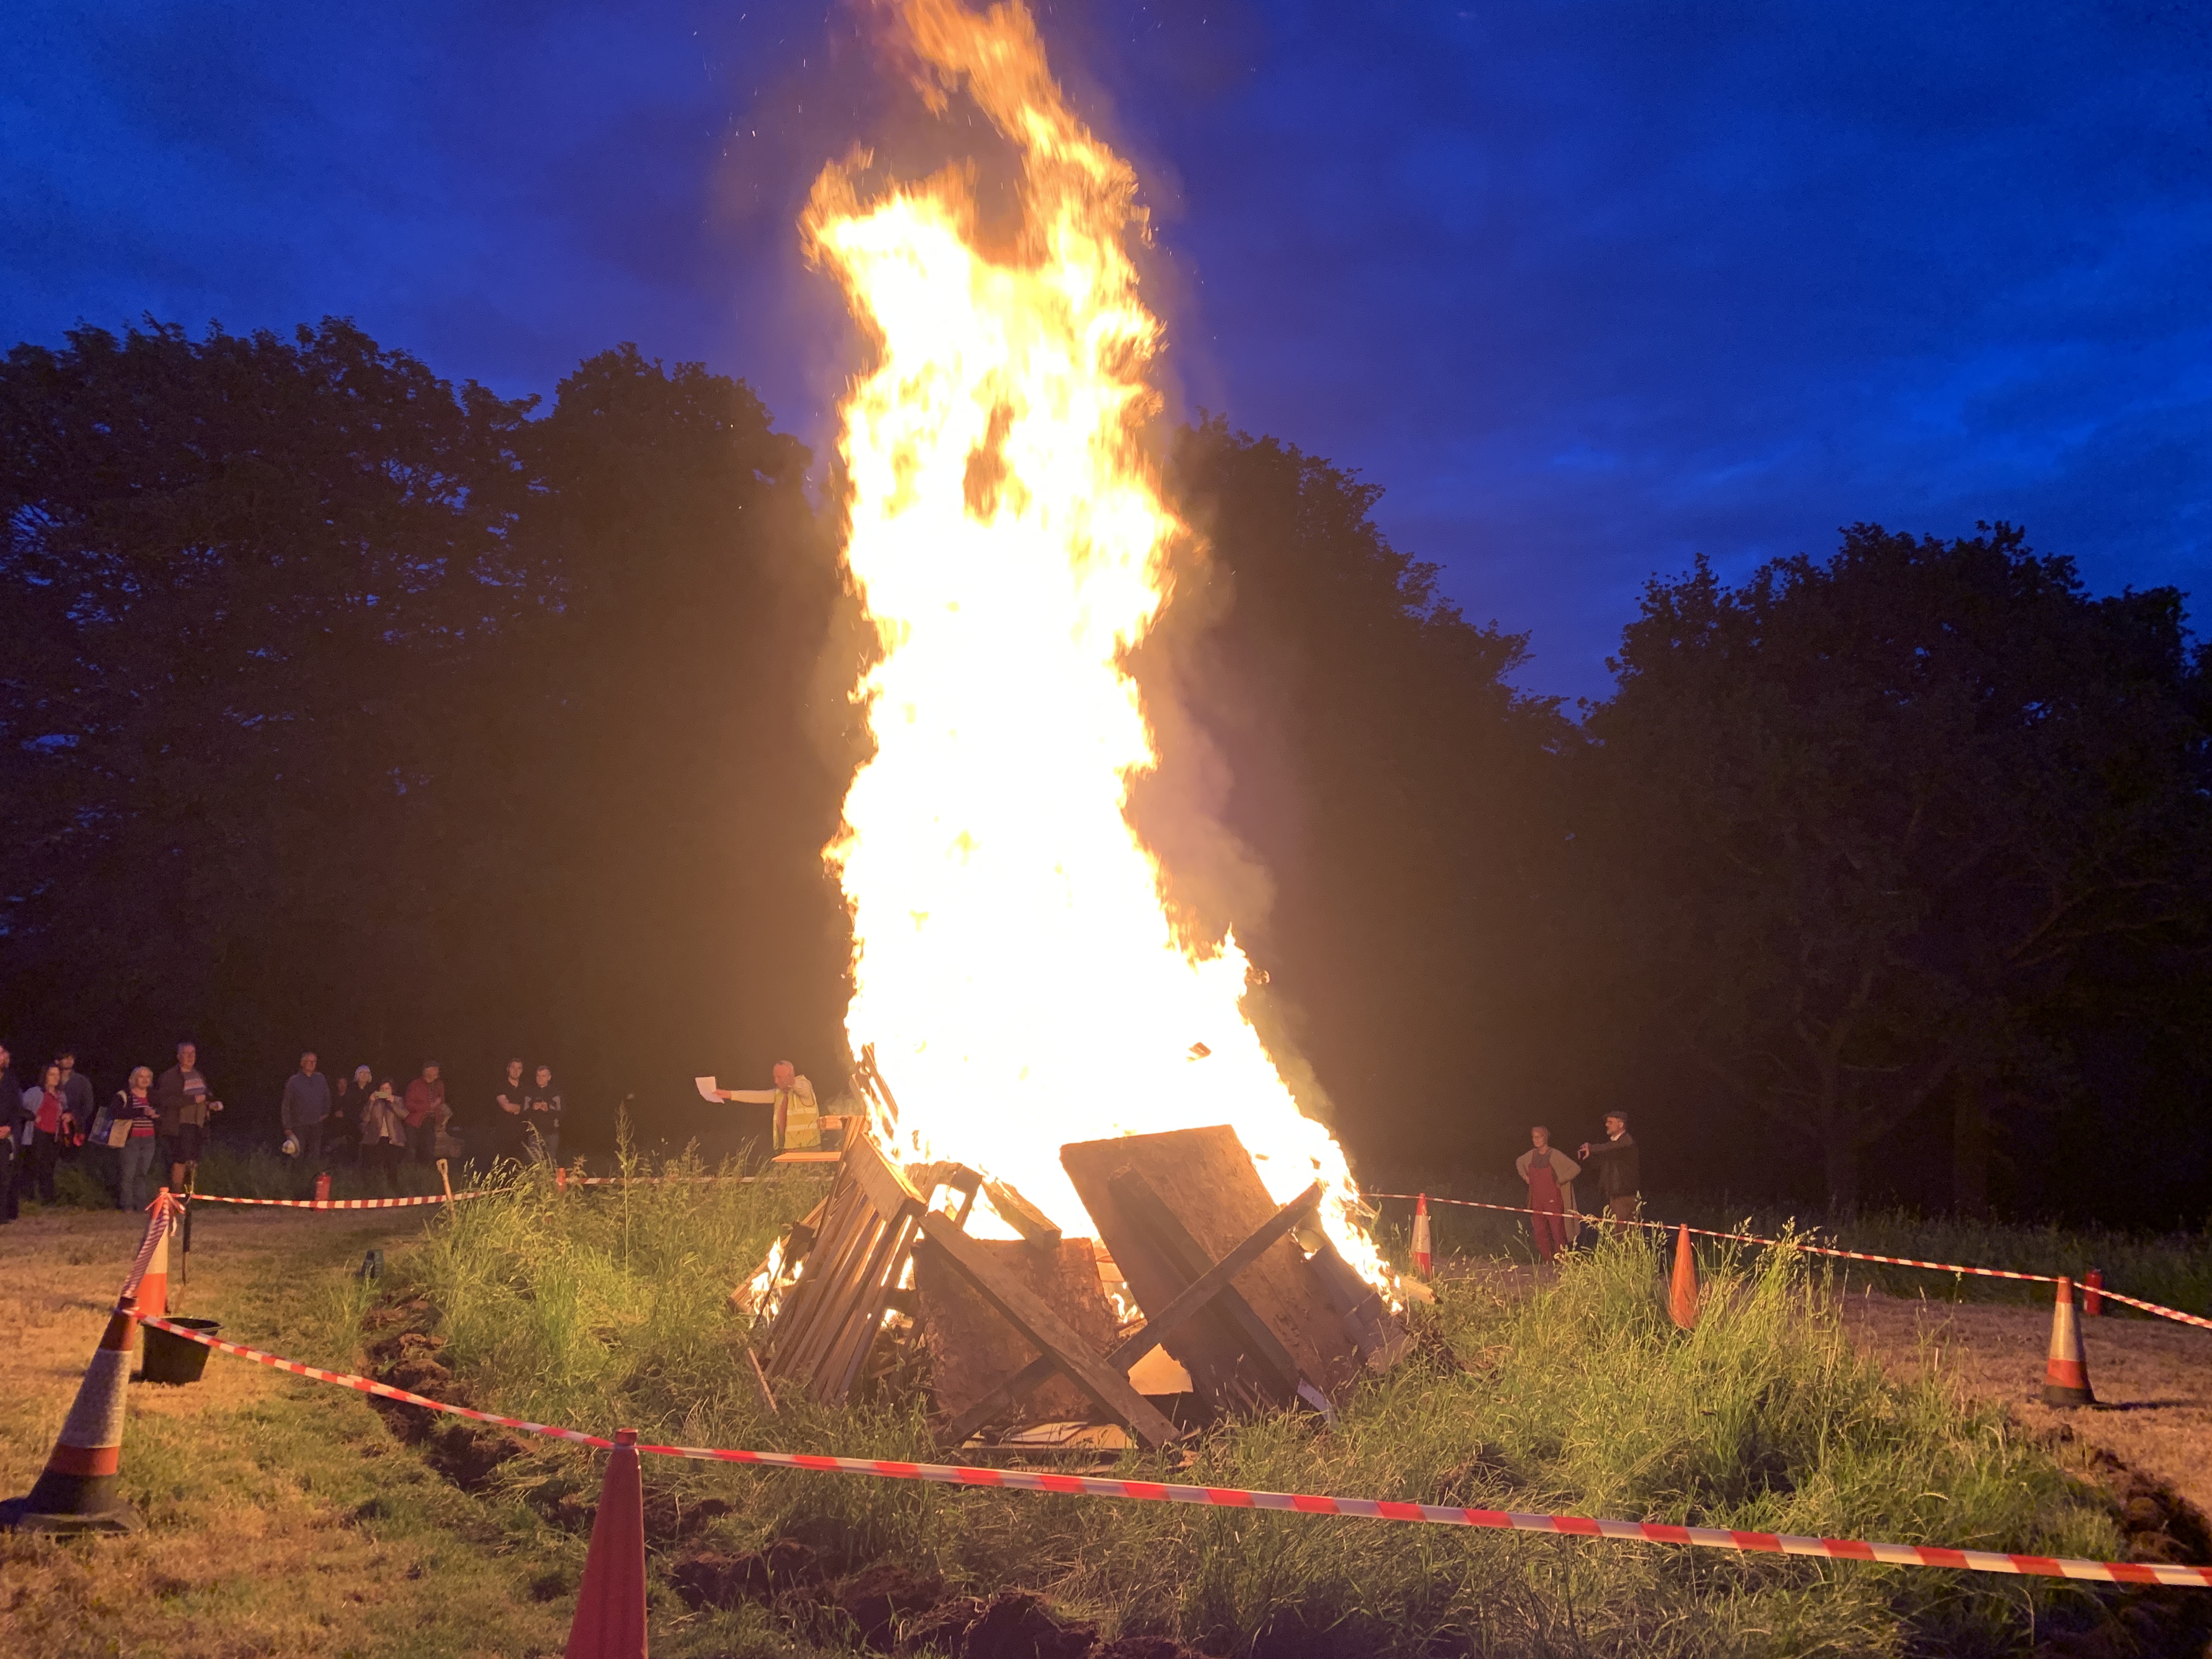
2041, 1276, 2095, 1408
1411, 1194, 1432, 1279
0, 1295, 143, 1533
1668, 1224, 1700, 1331
566, 1429, 648, 1659
136, 1217, 170, 1322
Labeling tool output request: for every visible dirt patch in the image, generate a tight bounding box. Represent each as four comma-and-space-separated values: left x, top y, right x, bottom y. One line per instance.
1839, 1289, 2212, 1528
668, 1537, 1203, 1658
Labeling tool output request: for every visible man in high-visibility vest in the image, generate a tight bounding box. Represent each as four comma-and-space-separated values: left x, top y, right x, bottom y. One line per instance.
715, 1061, 820, 1153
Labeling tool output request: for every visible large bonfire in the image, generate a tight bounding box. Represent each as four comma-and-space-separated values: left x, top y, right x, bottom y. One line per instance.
808, 0, 1379, 1281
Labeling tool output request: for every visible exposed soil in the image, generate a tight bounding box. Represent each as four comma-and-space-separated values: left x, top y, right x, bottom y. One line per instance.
668, 1537, 1206, 1658
1838, 1289, 2212, 1532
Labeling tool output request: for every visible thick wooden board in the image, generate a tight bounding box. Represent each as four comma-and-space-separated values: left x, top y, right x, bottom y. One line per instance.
916, 1237, 1114, 1426
1061, 1127, 1361, 1403
915, 1213, 1183, 1450
939, 1181, 1321, 1446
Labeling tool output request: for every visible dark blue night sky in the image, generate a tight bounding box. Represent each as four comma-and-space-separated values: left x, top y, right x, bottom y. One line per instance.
7, 2, 2207, 697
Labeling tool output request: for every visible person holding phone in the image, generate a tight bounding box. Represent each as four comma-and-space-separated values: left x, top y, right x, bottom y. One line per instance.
155, 1041, 223, 1193
522, 1064, 562, 1166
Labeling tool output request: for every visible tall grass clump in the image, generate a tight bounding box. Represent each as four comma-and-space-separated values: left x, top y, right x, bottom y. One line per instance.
398, 1139, 825, 1437
1376, 1177, 2212, 1320
388, 1176, 2128, 1658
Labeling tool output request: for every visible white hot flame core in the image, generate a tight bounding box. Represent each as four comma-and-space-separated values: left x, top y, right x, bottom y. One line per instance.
809, 0, 1382, 1284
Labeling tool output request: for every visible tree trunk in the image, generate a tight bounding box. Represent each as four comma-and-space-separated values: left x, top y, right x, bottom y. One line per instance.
1953, 1072, 1991, 1221
1821, 1118, 1860, 1214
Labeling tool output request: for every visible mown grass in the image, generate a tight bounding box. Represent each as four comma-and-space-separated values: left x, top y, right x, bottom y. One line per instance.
381, 1150, 2142, 1658
0, 1205, 580, 1658
1384, 1177, 2212, 1322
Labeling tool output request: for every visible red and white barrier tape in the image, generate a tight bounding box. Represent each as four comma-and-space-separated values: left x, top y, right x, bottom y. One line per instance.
187, 1173, 774, 1205
137, 1316, 608, 1447
185, 1189, 501, 1210
2086, 1287, 2212, 1334
131, 1316, 2212, 1589
1367, 1193, 2212, 1333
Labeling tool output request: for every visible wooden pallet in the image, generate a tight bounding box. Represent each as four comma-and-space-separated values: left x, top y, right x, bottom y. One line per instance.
757, 1133, 929, 1406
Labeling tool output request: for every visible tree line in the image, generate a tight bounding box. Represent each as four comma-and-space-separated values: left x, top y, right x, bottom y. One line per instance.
3, 319, 2206, 1224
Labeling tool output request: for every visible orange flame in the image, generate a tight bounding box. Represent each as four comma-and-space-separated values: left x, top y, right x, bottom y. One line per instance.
808, 0, 1382, 1284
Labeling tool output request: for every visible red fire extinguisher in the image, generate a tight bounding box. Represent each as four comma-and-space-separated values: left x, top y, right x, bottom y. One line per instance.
314, 1171, 332, 1204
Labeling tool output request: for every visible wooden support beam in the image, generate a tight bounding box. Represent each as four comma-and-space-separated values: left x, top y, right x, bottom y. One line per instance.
916, 1212, 1184, 1452
1108, 1169, 1308, 1401
939, 1182, 1322, 1447
981, 1179, 1062, 1245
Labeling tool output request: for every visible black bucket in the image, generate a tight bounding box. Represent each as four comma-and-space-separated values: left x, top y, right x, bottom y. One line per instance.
140, 1317, 219, 1386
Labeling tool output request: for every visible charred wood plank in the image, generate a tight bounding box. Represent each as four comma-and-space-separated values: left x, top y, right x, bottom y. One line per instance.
915, 1211, 1183, 1451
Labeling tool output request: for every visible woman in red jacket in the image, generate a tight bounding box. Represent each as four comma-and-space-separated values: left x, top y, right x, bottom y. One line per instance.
22, 1062, 75, 1205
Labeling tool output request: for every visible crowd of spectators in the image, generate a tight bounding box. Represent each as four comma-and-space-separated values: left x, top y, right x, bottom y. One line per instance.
0, 1039, 565, 1217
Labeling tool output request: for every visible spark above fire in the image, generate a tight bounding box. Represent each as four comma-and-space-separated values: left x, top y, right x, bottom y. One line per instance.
806, 0, 1382, 1284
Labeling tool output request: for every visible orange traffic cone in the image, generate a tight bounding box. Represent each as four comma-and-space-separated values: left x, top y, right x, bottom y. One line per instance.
2041, 1276, 2095, 1407
1410, 1194, 1432, 1279
0, 1294, 143, 1533
565, 1428, 647, 1659
134, 1193, 176, 1321
1668, 1224, 1700, 1330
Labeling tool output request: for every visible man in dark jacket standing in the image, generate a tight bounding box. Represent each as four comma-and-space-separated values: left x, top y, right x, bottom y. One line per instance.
55, 1049, 95, 1135
280, 1052, 332, 1172
0, 1041, 25, 1222
1579, 1111, 1641, 1223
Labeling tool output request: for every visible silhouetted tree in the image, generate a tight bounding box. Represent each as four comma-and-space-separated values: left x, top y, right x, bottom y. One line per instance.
496, 345, 853, 1127
1149, 421, 1580, 1169
1585, 525, 2212, 1210
0, 319, 541, 1101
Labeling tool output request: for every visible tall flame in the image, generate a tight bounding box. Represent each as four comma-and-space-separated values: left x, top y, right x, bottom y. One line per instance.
808, 0, 1380, 1281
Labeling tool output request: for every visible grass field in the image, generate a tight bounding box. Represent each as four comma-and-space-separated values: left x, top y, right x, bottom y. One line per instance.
1379, 1178, 2212, 1322
1, 1153, 2202, 1657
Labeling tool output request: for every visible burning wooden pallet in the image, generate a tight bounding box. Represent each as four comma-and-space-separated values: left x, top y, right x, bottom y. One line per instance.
747, 1119, 1400, 1452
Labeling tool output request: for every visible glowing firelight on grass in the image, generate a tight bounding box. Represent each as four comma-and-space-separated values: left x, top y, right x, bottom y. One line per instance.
809, 0, 1382, 1283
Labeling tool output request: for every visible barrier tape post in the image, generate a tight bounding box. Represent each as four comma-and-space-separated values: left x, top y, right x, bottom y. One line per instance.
131, 1314, 2212, 1591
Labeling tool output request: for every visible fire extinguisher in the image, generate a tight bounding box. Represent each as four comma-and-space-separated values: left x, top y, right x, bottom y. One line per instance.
314, 1170, 332, 1203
